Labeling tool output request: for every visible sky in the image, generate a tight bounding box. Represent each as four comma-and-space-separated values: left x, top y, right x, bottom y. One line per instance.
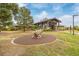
18, 3, 79, 27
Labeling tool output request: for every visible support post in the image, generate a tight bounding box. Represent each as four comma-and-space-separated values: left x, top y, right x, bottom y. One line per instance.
72, 15, 74, 35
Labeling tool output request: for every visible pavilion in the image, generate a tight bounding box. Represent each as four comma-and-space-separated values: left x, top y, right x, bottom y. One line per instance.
34, 18, 61, 30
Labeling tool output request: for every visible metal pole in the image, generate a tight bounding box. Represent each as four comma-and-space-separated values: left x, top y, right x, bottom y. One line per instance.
73, 15, 74, 35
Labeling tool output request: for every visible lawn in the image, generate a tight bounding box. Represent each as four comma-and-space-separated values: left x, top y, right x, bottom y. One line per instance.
0, 31, 79, 56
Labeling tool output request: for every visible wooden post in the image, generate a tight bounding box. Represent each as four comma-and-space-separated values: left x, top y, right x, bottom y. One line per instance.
70, 25, 72, 34
57, 22, 60, 30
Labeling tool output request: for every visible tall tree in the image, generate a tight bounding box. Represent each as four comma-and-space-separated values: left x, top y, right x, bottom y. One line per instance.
15, 7, 33, 32
0, 3, 18, 15
0, 3, 19, 31
0, 8, 12, 31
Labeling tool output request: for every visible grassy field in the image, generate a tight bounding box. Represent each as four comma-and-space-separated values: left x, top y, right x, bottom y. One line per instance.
0, 31, 79, 56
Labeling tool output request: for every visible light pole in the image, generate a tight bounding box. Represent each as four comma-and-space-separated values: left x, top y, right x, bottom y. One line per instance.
72, 15, 79, 35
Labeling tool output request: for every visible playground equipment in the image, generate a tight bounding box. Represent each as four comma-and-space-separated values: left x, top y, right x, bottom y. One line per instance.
32, 29, 43, 39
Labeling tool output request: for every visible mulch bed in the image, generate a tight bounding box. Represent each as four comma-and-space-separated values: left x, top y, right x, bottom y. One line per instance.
13, 34, 56, 45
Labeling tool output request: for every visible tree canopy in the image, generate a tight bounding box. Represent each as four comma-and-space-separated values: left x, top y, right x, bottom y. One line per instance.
0, 3, 19, 31
0, 3, 33, 31
15, 7, 33, 31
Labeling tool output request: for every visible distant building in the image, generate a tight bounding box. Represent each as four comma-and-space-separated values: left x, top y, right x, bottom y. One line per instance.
34, 18, 61, 30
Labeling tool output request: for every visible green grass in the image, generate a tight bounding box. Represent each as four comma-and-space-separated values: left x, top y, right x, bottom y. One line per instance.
0, 31, 79, 56
45, 31, 79, 56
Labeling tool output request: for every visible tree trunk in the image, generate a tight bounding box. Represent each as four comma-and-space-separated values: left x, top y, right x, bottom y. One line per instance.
0, 29, 1, 32
23, 26, 26, 32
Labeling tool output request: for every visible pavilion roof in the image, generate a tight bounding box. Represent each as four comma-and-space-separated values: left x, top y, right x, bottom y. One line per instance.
34, 18, 61, 24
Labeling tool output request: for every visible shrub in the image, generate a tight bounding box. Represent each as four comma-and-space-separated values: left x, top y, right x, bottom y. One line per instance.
44, 27, 52, 31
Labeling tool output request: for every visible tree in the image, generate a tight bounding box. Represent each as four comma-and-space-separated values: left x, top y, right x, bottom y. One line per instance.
0, 3, 18, 15
15, 7, 33, 32
0, 8, 12, 31
0, 3, 19, 31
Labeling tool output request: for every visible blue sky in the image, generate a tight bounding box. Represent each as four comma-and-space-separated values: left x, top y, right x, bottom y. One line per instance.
18, 3, 79, 26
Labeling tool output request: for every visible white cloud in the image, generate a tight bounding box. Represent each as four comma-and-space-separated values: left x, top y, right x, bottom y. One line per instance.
52, 4, 66, 10
58, 15, 79, 26
52, 4, 66, 16
33, 11, 48, 23
52, 4, 63, 11
74, 16, 79, 26
33, 11, 55, 23
31, 4, 48, 9
18, 3, 28, 7
59, 15, 72, 26
73, 4, 79, 14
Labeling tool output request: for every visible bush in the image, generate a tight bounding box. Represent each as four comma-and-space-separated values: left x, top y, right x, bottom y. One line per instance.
44, 27, 52, 31
58, 26, 65, 31
74, 26, 79, 31
31, 25, 39, 30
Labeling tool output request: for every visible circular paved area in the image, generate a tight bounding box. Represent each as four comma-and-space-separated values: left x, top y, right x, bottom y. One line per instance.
13, 34, 56, 45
